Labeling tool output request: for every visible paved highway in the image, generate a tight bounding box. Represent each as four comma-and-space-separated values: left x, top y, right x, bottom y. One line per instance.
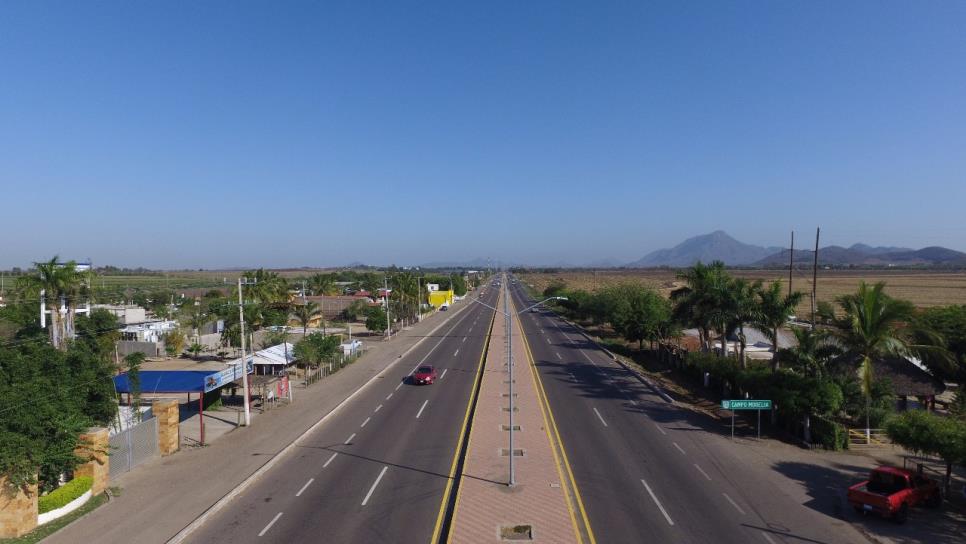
188, 288, 497, 544
509, 279, 867, 544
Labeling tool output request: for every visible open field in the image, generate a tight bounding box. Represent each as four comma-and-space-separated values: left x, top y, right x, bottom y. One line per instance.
517, 268, 966, 311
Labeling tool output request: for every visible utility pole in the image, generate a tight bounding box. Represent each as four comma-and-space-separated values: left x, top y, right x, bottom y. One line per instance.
811, 227, 820, 329
384, 275, 391, 339
417, 276, 422, 323
788, 231, 794, 297
237, 277, 253, 427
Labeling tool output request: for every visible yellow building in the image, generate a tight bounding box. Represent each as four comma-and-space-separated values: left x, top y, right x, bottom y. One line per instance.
428, 290, 454, 308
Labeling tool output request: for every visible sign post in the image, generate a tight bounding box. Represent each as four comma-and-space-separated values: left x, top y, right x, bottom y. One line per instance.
721, 400, 772, 441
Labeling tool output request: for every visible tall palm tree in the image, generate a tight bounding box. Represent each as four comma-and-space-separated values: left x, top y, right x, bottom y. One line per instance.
291, 302, 321, 336
753, 281, 804, 371
728, 278, 763, 368
826, 281, 947, 435
671, 261, 733, 355
16, 256, 86, 350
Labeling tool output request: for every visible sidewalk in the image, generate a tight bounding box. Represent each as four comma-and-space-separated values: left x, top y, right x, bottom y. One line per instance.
42, 302, 471, 544
449, 290, 579, 544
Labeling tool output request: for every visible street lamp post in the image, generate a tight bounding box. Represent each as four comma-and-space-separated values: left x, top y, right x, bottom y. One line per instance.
471, 277, 566, 487
237, 276, 257, 427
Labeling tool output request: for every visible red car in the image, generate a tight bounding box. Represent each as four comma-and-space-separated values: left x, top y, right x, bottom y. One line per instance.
412, 365, 438, 385
847, 466, 941, 523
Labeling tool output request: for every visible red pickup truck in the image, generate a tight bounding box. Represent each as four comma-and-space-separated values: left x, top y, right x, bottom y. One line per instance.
847, 466, 941, 523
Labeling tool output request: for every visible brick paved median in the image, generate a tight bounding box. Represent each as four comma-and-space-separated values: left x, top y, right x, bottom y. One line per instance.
449, 287, 579, 543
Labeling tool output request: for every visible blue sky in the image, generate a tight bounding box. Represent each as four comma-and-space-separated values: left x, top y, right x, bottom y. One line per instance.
1, 1, 965, 268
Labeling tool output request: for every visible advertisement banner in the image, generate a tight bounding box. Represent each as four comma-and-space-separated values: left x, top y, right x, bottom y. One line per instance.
204, 357, 254, 393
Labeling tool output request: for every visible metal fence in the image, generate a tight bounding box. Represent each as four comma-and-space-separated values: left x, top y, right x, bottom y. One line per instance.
109, 416, 159, 479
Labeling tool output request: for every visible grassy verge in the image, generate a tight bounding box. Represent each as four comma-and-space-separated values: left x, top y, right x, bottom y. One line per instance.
0, 493, 108, 544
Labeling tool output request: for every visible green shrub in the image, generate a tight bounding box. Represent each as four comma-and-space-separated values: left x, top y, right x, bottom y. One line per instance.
810, 415, 848, 450
38, 476, 92, 514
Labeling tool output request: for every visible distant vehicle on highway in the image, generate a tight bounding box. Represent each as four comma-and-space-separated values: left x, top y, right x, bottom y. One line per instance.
412, 365, 438, 385
847, 466, 941, 523
440, 304, 448, 311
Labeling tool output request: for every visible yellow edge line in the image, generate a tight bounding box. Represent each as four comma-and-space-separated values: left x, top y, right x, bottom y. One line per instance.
507, 295, 584, 544
430, 305, 496, 544
514, 296, 598, 544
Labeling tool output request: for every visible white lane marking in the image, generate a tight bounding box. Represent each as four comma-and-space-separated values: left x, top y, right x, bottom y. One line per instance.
630, 399, 638, 406
258, 512, 283, 537
569, 373, 578, 382
722, 492, 746, 515
361, 466, 389, 506
672, 442, 686, 456
440, 369, 448, 380
395, 382, 403, 391
361, 417, 371, 428
374, 404, 383, 413
693, 464, 712, 481
462, 337, 467, 343
593, 407, 608, 427
761, 532, 778, 544
654, 423, 667, 435
386, 393, 393, 400
546, 338, 552, 344
295, 478, 314, 497
323, 452, 338, 468
416, 399, 429, 419
468, 326, 473, 332
454, 349, 460, 357
641, 479, 674, 526
555, 352, 562, 360
344, 433, 356, 445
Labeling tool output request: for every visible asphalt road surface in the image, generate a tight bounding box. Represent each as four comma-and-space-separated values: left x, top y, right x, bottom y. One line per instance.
508, 279, 867, 544
188, 289, 498, 544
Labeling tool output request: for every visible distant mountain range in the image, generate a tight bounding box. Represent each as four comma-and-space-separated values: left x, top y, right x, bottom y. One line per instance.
627, 231, 783, 267
754, 245, 966, 267
626, 231, 966, 268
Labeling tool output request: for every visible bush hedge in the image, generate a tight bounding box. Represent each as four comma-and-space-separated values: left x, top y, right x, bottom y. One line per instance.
810, 415, 848, 451
38, 476, 92, 514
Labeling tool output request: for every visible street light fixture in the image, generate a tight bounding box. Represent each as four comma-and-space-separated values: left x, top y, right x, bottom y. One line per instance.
237, 277, 257, 427
471, 279, 566, 487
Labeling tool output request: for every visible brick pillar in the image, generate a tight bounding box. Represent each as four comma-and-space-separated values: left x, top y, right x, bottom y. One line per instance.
0, 475, 38, 538
74, 427, 109, 496
153, 398, 180, 456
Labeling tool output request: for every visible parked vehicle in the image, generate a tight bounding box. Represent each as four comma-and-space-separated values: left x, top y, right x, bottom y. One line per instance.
847, 466, 941, 523
412, 365, 438, 385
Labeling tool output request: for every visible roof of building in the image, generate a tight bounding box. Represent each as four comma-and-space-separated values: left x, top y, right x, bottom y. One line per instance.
252, 343, 296, 366
838, 354, 946, 397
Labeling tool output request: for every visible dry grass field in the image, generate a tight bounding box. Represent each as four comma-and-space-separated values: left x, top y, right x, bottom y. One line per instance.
517, 269, 966, 312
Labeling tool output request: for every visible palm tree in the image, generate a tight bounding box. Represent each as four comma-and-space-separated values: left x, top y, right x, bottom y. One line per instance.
728, 278, 763, 369
671, 261, 736, 356
780, 327, 840, 378
826, 282, 947, 437
291, 302, 321, 336
309, 273, 338, 296
753, 281, 804, 371
16, 256, 87, 350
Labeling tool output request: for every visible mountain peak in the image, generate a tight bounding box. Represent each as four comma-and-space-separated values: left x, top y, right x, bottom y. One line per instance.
628, 232, 781, 267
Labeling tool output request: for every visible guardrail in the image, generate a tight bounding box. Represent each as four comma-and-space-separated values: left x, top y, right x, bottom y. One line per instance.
848, 428, 891, 447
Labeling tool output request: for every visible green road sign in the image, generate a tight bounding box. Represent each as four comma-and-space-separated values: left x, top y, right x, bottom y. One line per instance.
721, 399, 772, 410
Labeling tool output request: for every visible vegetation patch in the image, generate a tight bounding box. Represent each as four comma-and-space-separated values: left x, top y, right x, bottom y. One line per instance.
0, 493, 107, 544
38, 476, 92, 514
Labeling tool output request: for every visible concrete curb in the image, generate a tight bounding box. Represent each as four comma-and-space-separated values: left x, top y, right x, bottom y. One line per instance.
557, 317, 675, 405
166, 299, 476, 544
